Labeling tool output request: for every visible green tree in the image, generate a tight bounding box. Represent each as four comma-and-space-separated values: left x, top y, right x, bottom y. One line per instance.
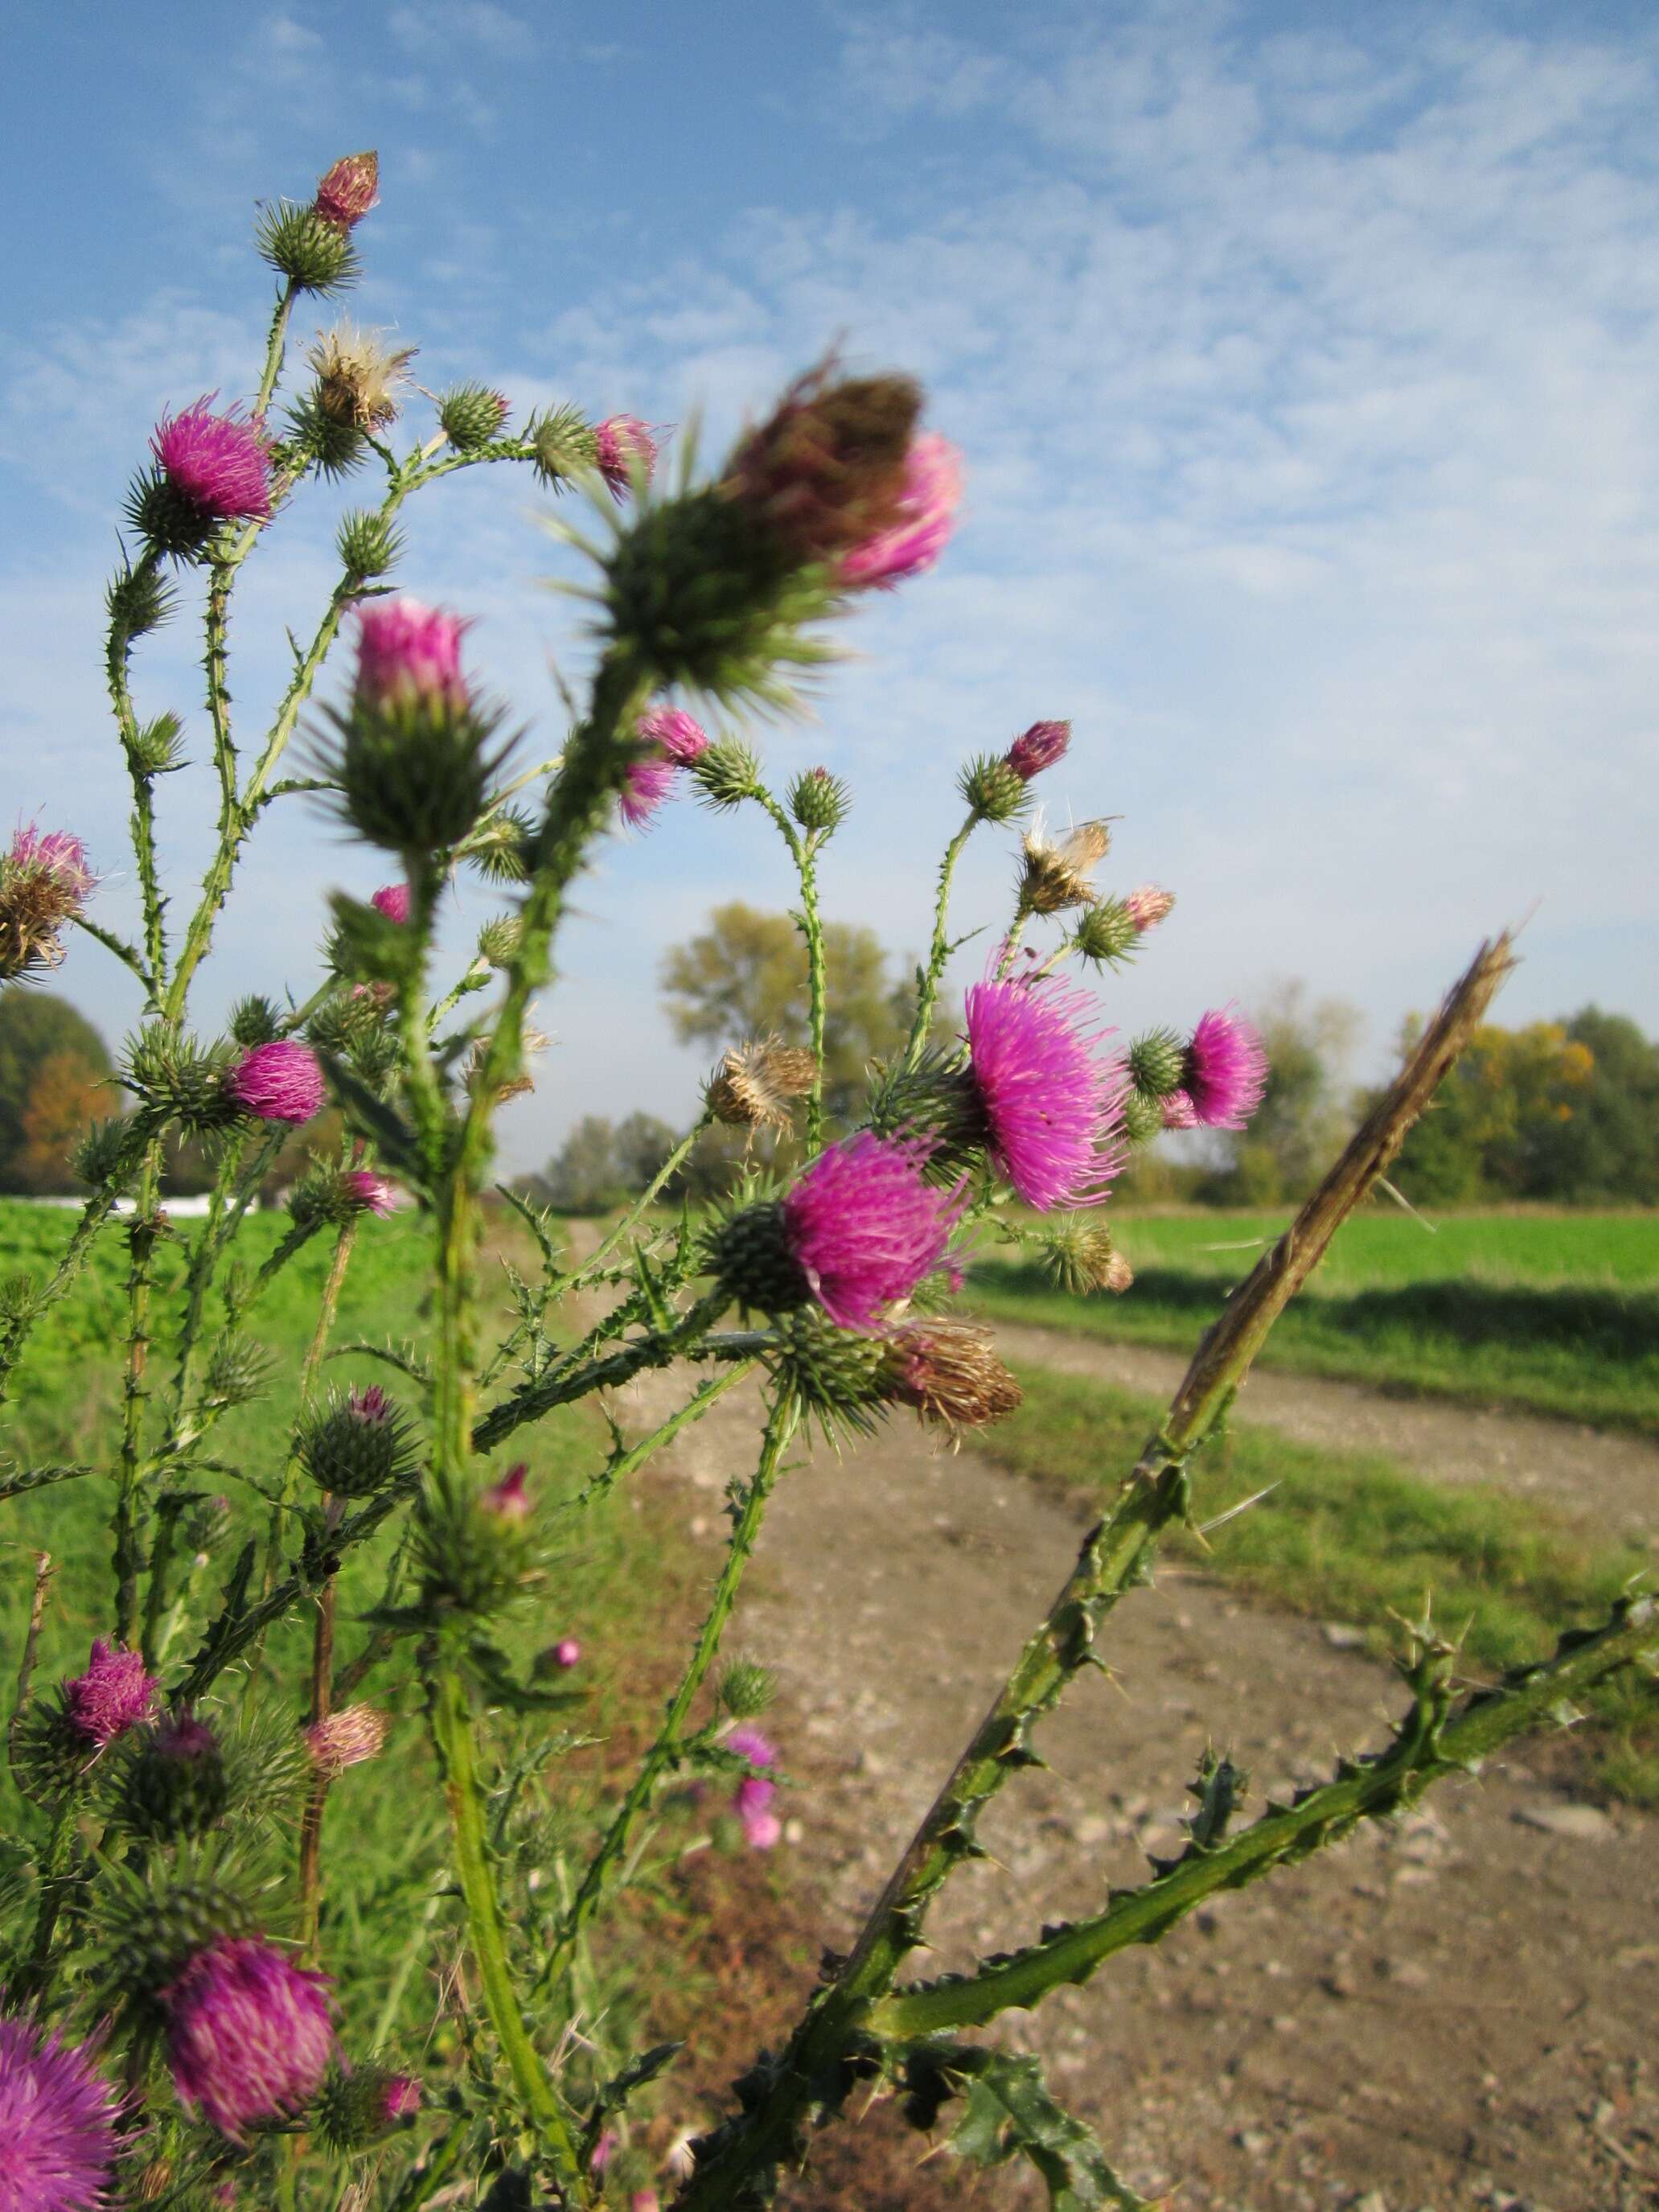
536, 1112, 682, 1214
1385, 1017, 1599, 1204
1519, 1008, 1659, 1203
0, 992, 112, 1192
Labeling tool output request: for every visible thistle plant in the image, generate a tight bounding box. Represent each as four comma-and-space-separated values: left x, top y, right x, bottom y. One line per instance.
0, 152, 1650, 2212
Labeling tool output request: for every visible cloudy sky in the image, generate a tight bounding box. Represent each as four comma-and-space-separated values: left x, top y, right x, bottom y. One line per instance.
5, 1, 1656, 1170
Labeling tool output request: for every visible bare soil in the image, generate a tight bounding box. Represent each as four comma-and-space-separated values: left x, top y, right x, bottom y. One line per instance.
606, 1328, 1659, 2212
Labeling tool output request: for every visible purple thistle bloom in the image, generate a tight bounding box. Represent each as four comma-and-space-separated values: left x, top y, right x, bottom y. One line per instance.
618, 753, 678, 830
552, 1638, 581, 1669
347, 1384, 392, 1423
619, 707, 709, 828
9, 826, 94, 902
639, 707, 709, 765
1004, 720, 1070, 782
152, 401, 272, 523
726, 1725, 777, 1771
839, 431, 962, 590
63, 1638, 158, 1748
0, 2013, 124, 2212
1160, 1090, 1199, 1132
370, 882, 411, 924
781, 1133, 963, 1330
227, 1041, 325, 1125
314, 150, 379, 232
593, 415, 658, 498
342, 1170, 397, 1217
482, 1463, 532, 1522
1122, 885, 1174, 934
963, 968, 1127, 1212
354, 599, 469, 712
1183, 1007, 1269, 1130
380, 2074, 421, 2123
163, 1939, 334, 2141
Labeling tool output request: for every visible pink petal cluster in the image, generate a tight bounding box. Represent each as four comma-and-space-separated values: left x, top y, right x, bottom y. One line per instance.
314, 151, 379, 232
354, 598, 469, 713
347, 1383, 392, 1424
152, 401, 272, 523
839, 431, 963, 589
728, 1725, 781, 1850
370, 882, 411, 923
593, 415, 658, 498
781, 1132, 962, 1331
1005, 720, 1070, 782
619, 707, 710, 830
163, 1939, 334, 2140
227, 1041, 325, 1125
483, 1463, 532, 1522
152, 1710, 217, 1764
590, 2129, 620, 2173
552, 1638, 581, 1669
1122, 885, 1174, 933
305, 1704, 388, 1778
1183, 1007, 1269, 1130
964, 968, 1126, 1211
63, 1638, 158, 1748
343, 1170, 397, 1217
9, 825, 94, 900
380, 2074, 421, 2123
0, 2013, 124, 2212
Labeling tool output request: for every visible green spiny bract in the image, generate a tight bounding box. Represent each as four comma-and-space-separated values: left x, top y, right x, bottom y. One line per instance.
866, 1049, 988, 1178
408, 1491, 538, 1622
336, 507, 404, 580
766, 1305, 889, 1439
229, 993, 285, 1048
788, 766, 849, 835
97, 1870, 261, 2011
106, 557, 176, 639
1126, 1027, 1185, 1101
1072, 897, 1140, 969
255, 199, 359, 294
602, 487, 838, 712
1035, 1214, 1131, 1295
295, 1385, 420, 1499
122, 469, 219, 563
280, 391, 368, 481
690, 737, 763, 812
959, 751, 1029, 825
439, 382, 511, 450
126, 711, 187, 779
111, 1714, 231, 1843
285, 1162, 356, 1231
202, 1330, 275, 1412
321, 693, 514, 854
325, 890, 421, 986
461, 804, 536, 883
1119, 1087, 1164, 1147
526, 401, 597, 487
705, 1199, 813, 1318
313, 2062, 418, 2151
73, 1116, 138, 1191
121, 1026, 240, 1137
476, 914, 521, 968
719, 1659, 778, 1720
306, 985, 385, 1057
8, 1697, 101, 1807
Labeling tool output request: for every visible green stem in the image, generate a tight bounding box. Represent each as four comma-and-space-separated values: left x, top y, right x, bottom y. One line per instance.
471, 1288, 730, 1455
908, 808, 976, 1065
0, 1131, 149, 1406
560, 1362, 753, 1517
753, 791, 828, 1149
261, 1218, 358, 1601
561, 1112, 711, 1293
253, 278, 298, 420
112, 1149, 164, 1644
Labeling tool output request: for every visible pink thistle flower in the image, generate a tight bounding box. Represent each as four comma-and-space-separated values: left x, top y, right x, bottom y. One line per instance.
314, 150, 380, 232
1183, 1007, 1269, 1130
1005, 720, 1070, 782
552, 1638, 581, 1669
840, 431, 962, 590
63, 1638, 158, 1748
226, 1040, 325, 1125
590, 2129, 620, 2173
347, 1384, 392, 1423
152, 401, 272, 523
963, 968, 1127, 1212
1160, 1092, 1199, 1131
163, 1939, 334, 2141
0, 2013, 124, 2212
639, 706, 709, 765
726, 1725, 778, 1771
342, 1170, 397, 1218
780, 1132, 964, 1330
380, 2074, 421, 2124
593, 415, 658, 498
354, 598, 469, 713
370, 882, 411, 924
740, 1808, 782, 1851
619, 706, 709, 828
482, 1463, 532, 1522
618, 753, 678, 831
632, 2196, 663, 2212
9, 825, 94, 902
304, 1704, 388, 1778
1123, 885, 1174, 934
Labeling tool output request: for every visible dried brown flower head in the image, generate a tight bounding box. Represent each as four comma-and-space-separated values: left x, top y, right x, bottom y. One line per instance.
1016, 818, 1112, 915
707, 1038, 819, 1132
885, 1318, 1023, 1435
308, 323, 417, 432
725, 364, 921, 568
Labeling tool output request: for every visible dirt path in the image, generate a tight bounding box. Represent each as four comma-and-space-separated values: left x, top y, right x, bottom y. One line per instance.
986, 1319, 1659, 1546
607, 1347, 1659, 2212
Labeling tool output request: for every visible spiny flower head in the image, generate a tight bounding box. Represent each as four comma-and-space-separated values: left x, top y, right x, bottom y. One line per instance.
726, 366, 922, 569
342, 1170, 397, 1217
884, 1318, 1022, 1433
163, 1939, 333, 2140
307, 323, 415, 432
354, 598, 469, 712
314, 151, 380, 232
1016, 818, 1111, 915
594, 415, 659, 498
226, 1041, 325, 1125
0, 2012, 124, 2212
964, 968, 1126, 1211
727, 1724, 780, 1845
0, 824, 96, 978
708, 1038, 817, 1132
370, 882, 411, 923
1181, 1006, 1269, 1130
619, 706, 709, 828
780, 1131, 964, 1330
482, 1463, 532, 1522
1123, 884, 1175, 933
1005, 719, 1070, 781
348, 1383, 392, 1423
1040, 1216, 1133, 1296
304, 1704, 388, 1778
839, 430, 963, 590
9, 826, 94, 902
63, 1639, 158, 1748
152, 402, 272, 523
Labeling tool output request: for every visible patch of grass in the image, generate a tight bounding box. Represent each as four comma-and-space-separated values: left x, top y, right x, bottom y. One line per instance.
979, 1361, 1659, 1803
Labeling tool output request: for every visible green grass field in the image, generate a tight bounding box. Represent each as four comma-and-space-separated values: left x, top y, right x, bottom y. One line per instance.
982, 1359, 1659, 1804
970, 1207, 1659, 1433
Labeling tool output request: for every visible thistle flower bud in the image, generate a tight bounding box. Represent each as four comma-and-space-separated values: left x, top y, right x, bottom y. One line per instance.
121, 1027, 237, 1136
1005, 719, 1070, 781
1118, 1087, 1164, 1148
296, 1384, 418, 1499
228, 993, 284, 1048
1039, 1216, 1133, 1295
342, 1170, 397, 1217
476, 914, 521, 968
202, 1329, 275, 1412
707, 1038, 818, 1132
226, 1040, 325, 1125
765, 1304, 891, 1438
73, 1116, 135, 1192
281, 390, 367, 479
689, 737, 763, 812
865, 1048, 988, 1174
336, 507, 404, 580
787, 764, 848, 834
1016, 819, 1111, 916
959, 752, 1028, 826
719, 1659, 776, 1719
127, 710, 187, 779
594, 414, 659, 499
438, 382, 511, 449
550, 1637, 581, 1669
163, 1938, 335, 2140
1071, 898, 1140, 969
107, 556, 177, 639
304, 1703, 389, 1778
482, 1462, 533, 1522
0, 824, 96, 980
883, 1318, 1022, 1433
1126, 1027, 1185, 1102
314, 150, 380, 232
314, 2061, 421, 2150
370, 881, 412, 923
411, 1486, 537, 1620
308, 323, 415, 432
526, 401, 598, 487
117, 1710, 229, 1840
1123, 884, 1175, 933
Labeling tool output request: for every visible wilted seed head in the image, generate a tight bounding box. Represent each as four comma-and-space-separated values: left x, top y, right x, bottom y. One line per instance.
307, 323, 416, 432
1016, 819, 1111, 915
304, 1703, 389, 1778
464, 1026, 547, 1103
314, 150, 380, 232
437, 382, 511, 449
1040, 1216, 1133, 1296
707, 1038, 818, 1132
0, 824, 96, 979
883, 1318, 1022, 1434
725, 365, 920, 569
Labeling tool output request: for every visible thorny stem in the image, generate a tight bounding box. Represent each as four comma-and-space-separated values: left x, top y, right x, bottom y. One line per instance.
297, 1574, 337, 1957
754, 789, 829, 1149
560, 1363, 754, 1518
540, 1395, 798, 1993
471, 1288, 731, 1454
260, 1218, 359, 1605
106, 546, 169, 995
908, 808, 976, 1065
112, 1149, 164, 1645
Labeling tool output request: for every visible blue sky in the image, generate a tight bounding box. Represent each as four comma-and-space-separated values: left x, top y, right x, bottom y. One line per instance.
5, 1, 1657, 1171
